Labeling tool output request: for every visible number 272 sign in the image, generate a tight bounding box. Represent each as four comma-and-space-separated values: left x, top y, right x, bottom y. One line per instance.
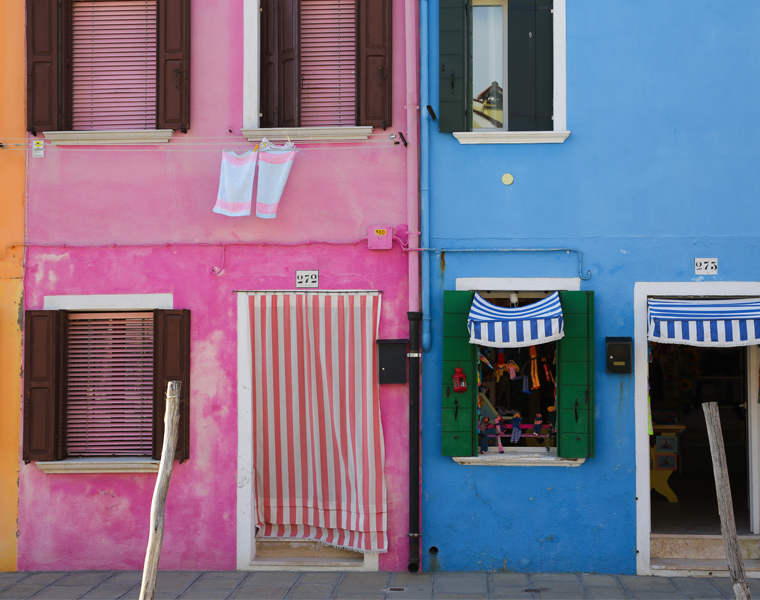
695, 258, 718, 275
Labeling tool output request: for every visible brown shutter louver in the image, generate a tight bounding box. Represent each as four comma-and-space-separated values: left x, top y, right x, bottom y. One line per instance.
26, 0, 62, 133
300, 0, 357, 126
71, 0, 158, 131
153, 310, 191, 462
157, 0, 190, 131
65, 312, 155, 457
23, 311, 63, 462
358, 0, 391, 128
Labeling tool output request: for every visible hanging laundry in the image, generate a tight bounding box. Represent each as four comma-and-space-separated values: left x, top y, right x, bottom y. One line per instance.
256, 138, 297, 219
213, 149, 258, 217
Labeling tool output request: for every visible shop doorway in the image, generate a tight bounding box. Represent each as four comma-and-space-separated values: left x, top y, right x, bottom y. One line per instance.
633, 283, 760, 575
648, 344, 750, 535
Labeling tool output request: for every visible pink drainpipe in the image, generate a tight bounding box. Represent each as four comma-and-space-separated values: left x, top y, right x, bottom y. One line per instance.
405, 0, 420, 313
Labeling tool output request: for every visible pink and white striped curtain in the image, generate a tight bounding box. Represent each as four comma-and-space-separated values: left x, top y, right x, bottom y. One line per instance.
249, 292, 387, 553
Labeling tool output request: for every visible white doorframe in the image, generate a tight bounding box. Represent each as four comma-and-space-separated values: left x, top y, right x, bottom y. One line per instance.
634, 282, 760, 575
748, 346, 760, 534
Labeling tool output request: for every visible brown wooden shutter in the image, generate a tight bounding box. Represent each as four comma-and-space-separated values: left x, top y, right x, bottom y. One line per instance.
153, 310, 191, 462
260, 0, 278, 127
358, 0, 391, 127
23, 311, 64, 462
279, 0, 301, 127
157, 0, 190, 131
27, 0, 62, 133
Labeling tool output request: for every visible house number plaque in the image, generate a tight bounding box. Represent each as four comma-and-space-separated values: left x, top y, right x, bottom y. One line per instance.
296, 270, 319, 288
694, 258, 718, 275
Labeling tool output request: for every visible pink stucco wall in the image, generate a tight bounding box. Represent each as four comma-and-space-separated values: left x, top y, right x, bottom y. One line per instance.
21, 0, 413, 572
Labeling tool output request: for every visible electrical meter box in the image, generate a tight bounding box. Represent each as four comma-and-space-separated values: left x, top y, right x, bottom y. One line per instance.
368, 226, 393, 250
377, 339, 407, 383
606, 337, 632, 374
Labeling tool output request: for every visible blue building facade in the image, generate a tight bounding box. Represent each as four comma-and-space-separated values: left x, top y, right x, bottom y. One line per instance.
419, 0, 760, 574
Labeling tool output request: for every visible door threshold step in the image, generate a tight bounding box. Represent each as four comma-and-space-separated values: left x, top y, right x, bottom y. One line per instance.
250, 556, 365, 567
652, 558, 760, 571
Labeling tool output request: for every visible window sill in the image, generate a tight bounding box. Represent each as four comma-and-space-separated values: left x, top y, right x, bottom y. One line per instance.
452, 452, 585, 467
452, 130, 570, 145
36, 457, 160, 474
241, 126, 374, 142
42, 130, 175, 146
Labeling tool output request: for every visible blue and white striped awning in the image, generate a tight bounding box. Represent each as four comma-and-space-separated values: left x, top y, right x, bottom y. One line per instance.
648, 297, 760, 347
467, 292, 564, 348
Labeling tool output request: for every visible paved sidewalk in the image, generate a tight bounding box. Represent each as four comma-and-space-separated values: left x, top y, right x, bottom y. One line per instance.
0, 570, 756, 600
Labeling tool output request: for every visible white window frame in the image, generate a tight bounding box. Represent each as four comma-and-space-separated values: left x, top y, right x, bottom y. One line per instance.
235, 291, 379, 570
452, 277, 585, 466
241, 0, 373, 142
36, 293, 173, 474
453, 0, 568, 145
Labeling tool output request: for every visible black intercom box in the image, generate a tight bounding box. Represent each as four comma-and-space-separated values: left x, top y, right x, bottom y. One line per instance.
377, 339, 408, 384
606, 337, 632, 374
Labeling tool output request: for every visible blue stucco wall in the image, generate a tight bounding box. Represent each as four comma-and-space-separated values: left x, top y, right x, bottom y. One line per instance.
420, 0, 760, 573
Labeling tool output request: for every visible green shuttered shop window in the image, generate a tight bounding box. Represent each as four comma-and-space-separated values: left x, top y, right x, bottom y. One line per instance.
440, 290, 594, 459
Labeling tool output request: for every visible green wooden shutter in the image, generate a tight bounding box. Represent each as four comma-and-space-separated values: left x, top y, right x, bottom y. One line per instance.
438, 0, 472, 132
556, 291, 595, 459
507, 0, 553, 132
441, 291, 478, 456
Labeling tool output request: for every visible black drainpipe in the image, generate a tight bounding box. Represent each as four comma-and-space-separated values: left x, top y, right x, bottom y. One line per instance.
407, 311, 422, 573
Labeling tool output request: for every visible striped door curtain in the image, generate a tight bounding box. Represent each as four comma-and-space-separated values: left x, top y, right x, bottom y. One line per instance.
249, 292, 387, 553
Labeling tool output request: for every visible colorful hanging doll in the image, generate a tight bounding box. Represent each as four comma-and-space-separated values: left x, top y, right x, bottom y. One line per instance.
542, 358, 554, 384
522, 374, 530, 393
479, 416, 491, 454
529, 346, 541, 390
532, 413, 543, 435
510, 412, 522, 444
507, 360, 520, 380
494, 352, 508, 382
494, 415, 506, 453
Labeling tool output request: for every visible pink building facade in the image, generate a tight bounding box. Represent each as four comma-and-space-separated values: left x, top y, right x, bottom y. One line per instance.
20, 0, 418, 573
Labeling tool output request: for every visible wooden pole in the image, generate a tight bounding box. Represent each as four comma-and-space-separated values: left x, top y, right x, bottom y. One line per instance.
139, 381, 181, 600
702, 401, 752, 600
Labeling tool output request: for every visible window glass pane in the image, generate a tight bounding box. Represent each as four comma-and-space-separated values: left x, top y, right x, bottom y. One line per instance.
472, 5, 503, 129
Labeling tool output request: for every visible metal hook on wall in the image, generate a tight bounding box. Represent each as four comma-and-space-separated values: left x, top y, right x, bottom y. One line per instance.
210, 244, 227, 275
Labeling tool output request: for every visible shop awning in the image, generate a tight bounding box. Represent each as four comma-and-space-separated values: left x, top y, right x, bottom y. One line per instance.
467, 291, 564, 348
648, 297, 760, 347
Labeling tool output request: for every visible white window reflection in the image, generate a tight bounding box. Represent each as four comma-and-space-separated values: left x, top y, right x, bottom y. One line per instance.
472, 2, 505, 129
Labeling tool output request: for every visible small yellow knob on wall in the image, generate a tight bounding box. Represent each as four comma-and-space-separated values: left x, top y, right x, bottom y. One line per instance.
502, 174, 514, 186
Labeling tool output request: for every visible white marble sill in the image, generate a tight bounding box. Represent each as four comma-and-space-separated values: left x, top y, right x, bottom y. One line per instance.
452, 130, 570, 145
453, 451, 585, 467
36, 457, 160, 474
42, 130, 174, 145
241, 126, 374, 142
